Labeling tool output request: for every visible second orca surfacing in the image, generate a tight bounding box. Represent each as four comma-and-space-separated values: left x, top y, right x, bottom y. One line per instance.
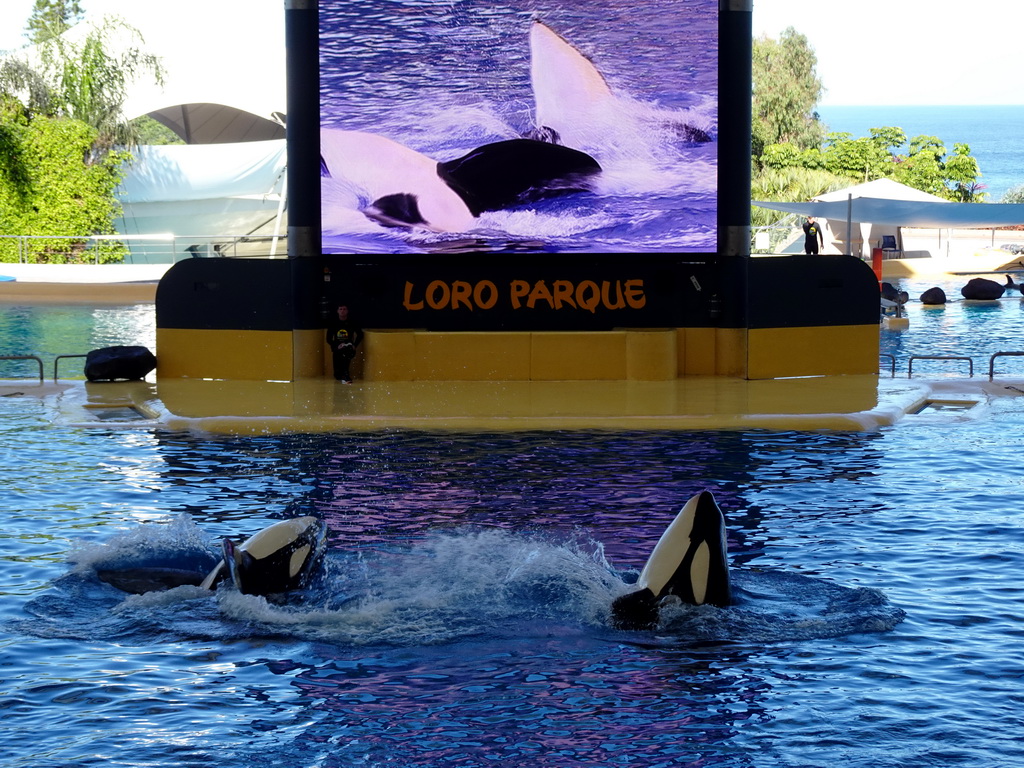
611, 491, 733, 630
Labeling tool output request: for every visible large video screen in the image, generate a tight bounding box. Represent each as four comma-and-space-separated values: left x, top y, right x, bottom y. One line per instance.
318, 0, 718, 254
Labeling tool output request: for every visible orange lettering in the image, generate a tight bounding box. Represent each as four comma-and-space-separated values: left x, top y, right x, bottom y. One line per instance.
552, 280, 576, 309
601, 280, 625, 310
510, 280, 530, 309
403, 281, 424, 311
451, 280, 473, 310
425, 280, 450, 310
474, 280, 498, 310
527, 280, 555, 309
576, 281, 600, 313
624, 279, 646, 309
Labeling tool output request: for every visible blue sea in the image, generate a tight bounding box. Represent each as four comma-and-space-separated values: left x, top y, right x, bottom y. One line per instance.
818, 104, 1024, 201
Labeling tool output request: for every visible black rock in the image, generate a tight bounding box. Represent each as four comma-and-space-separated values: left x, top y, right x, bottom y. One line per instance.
920, 287, 947, 305
84, 346, 157, 382
960, 277, 1004, 300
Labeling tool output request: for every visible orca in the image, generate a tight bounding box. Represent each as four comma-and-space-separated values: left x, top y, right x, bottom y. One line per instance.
529, 19, 713, 149
529, 20, 615, 152
321, 128, 601, 232
98, 516, 327, 597
438, 139, 601, 216
610, 491, 733, 630
320, 128, 476, 233
200, 516, 327, 596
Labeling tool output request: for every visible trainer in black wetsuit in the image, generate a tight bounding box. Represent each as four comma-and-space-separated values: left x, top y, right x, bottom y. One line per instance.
803, 216, 824, 255
326, 304, 363, 382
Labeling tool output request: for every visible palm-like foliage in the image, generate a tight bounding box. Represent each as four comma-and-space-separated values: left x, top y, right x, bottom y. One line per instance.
750, 166, 848, 228
2, 16, 163, 158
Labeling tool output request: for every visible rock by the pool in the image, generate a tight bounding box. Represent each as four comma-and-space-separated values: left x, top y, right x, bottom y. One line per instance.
960, 278, 1004, 301
920, 287, 947, 305
84, 346, 157, 381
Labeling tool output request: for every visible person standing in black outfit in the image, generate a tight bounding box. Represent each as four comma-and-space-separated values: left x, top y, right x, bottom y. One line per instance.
326, 304, 363, 382
803, 216, 824, 255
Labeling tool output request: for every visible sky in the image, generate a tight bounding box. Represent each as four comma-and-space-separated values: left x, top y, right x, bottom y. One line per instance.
1, 0, 1022, 107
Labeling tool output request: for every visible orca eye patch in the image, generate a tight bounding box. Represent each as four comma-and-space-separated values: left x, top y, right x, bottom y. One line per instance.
364, 193, 428, 228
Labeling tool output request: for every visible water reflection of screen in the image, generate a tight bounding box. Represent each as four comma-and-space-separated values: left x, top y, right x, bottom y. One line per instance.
317, 0, 719, 254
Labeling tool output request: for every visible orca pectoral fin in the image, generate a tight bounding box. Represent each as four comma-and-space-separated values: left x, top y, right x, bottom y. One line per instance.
610, 587, 660, 630
198, 560, 225, 591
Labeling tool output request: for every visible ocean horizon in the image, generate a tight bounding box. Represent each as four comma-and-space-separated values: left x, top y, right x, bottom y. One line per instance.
817, 104, 1024, 201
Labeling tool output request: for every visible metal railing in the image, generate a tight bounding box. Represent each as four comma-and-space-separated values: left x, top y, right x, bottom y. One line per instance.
881, 351, 1024, 380
908, 355, 975, 378
0, 233, 287, 265
0, 355, 45, 383
988, 352, 1024, 381
54, 354, 89, 381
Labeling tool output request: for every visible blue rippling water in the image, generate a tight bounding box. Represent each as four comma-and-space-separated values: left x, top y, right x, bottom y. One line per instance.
3, 412, 1024, 767
4, 278, 1024, 764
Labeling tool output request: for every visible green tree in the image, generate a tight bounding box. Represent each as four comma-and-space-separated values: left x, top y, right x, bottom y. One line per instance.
814, 127, 906, 182
1002, 185, 1024, 204
759, 125, 986, 203
25, 0, 84, 45
752, 27, 826, 159
130, 114, 184, 145
35, 16, 164, 153
0, 103, 128, 262
943, 143, 984, 202
0, 14, 163, 259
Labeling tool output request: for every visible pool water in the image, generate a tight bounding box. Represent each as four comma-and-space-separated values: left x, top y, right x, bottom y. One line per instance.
880, 275, 1024, 379
0, 304, 155, 380
2, 280, 1024, 767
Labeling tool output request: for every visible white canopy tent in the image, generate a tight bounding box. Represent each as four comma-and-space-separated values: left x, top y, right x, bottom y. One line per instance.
755, 178, 1024, 257
115, 140, 287, 260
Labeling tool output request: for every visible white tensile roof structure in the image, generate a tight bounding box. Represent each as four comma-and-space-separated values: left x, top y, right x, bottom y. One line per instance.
93, 0, 287, 144
756, 177, 1024, 230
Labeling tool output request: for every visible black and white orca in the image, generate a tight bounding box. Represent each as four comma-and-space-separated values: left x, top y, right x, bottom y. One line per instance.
437, 138, 601, 216
98, 516, 327, 597
611, 491, 733, 630
320, 129, 601, 232
200, 516, 327, 596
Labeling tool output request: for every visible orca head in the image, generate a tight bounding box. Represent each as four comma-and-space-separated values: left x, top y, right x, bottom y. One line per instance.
611, 491, 733, 630
226, 516, 326, 597
680, 490, 732, 608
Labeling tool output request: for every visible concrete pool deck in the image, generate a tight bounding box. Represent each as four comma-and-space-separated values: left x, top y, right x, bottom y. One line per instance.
0, 264, 165, 304
3, 264, 1022, 432
3, 374, 1020, 433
